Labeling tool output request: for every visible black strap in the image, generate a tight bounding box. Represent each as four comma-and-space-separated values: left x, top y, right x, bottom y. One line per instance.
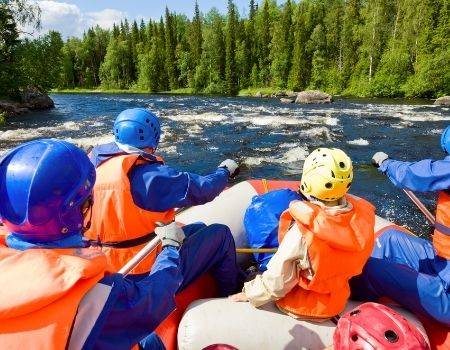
89, 232, 156, 248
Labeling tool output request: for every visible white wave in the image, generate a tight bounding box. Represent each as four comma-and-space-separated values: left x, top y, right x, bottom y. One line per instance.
163, 112, 228, 123
394, 112, 450, 122
0, 121, 82, 142
347, 138, 369, 146
160, 145, 177, 154
0, 128, 42, 141
279, 146, 309, 164
302, 127, 333, 141
244, 156, 265, 166
306, 114, 339, 126
65, 135, 114, 149
428, 128, 443, 135
244, 146, 308, 168
279, 142, 299, 148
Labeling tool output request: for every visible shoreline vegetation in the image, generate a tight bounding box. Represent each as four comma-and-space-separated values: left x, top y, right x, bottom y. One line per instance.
1, 0, 448, 126
50, 87, 438, 104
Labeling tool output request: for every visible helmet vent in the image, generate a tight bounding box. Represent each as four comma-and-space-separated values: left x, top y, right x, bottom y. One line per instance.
115, 129, 119, 134
350, 309, 360, 316
331, 170, 335, 178
140, 136, 144, 140
325, 182, 332, 189
384, 330, 399, 343
339, 161, 345, 168
146, 119, 150, 123
347, 182, 352, 188
351, 335, 358, 342
139, 129, 144, 134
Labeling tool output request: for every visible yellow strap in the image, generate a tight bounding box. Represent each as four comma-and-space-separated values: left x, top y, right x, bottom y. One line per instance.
262, 179, 269, 194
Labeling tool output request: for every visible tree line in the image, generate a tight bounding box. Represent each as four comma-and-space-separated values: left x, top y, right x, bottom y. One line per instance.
1, 0, 448, 99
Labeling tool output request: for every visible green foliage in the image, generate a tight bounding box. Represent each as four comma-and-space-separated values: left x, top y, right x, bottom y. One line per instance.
225, 0, 238, 95
0, 112, 6, 126
6, 0, 448, 98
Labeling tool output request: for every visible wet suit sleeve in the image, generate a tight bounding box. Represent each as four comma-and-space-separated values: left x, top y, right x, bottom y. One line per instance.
92, 247, 182, 349
379, 157, 450, 192
130, 163, 229, 211
242, 227, 309, 307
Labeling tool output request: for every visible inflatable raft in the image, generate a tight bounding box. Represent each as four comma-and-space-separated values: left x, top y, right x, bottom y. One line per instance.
152, 179, 449, 350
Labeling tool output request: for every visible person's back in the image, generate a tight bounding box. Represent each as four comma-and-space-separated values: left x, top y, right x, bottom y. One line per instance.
231, 148, 375, 320
0, 139, 241, 349
86, 108, 239, 273
351, 127, 450, 326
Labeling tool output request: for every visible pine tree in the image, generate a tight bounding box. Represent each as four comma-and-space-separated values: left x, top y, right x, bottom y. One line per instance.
288, 1, 310, 91
309, 24, 327, 89
270, 0, 293, 88
190, 1, 203, 68
225, 0, 238, 95
258, 0, 271, 85
164, 7, 179, 89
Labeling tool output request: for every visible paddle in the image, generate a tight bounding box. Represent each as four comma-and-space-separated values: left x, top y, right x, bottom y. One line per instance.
402, 189, 435, 225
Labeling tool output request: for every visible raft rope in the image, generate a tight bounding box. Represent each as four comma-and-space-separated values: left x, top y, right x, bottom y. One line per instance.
262, 178, 269, 194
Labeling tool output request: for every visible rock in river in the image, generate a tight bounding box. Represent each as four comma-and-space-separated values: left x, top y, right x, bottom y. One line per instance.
0, 86, 54, 118
280, 98, 294, 104
434, 96, 450, 106
295, 90, 333, 104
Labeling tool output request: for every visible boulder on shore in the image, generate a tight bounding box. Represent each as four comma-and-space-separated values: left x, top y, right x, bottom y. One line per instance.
434, 96, 450, 106
295, 90, 333, 104
20, 86, 55, 109
0, 86, 54, 118
280, 98, 294, 104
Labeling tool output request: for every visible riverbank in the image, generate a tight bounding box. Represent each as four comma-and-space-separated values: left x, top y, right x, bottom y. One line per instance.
51, 87, 439, 105
52, 87, 290, 97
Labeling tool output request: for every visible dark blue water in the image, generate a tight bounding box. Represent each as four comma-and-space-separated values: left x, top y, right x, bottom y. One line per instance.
1, 93, 449, 236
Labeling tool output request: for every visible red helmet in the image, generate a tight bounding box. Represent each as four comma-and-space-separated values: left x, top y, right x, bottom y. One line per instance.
333, 303, 430, 350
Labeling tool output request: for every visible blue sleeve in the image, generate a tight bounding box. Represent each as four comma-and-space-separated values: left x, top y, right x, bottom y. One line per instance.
130, 163, 229, 211
92, 247, 182, 349
380, 156, 450, 192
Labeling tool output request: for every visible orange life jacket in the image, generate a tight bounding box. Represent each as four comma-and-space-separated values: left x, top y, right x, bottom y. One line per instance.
0, 244, 107, 350
85, 154, 175, 274
276, 195, 375, 319
433, 190, 450, 259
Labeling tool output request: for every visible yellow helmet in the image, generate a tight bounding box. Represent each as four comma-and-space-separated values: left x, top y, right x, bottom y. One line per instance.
300, 148, 353, 201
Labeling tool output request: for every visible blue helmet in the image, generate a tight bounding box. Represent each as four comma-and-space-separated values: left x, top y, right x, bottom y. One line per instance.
0, 139, 95, 243
441, 126, 450, 154
114, 108, 161, 149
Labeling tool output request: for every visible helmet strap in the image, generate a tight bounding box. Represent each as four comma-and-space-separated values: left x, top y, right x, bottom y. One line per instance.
81, 196, 93, 233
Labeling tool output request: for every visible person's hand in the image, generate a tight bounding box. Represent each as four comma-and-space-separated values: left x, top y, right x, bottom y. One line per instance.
218, 159, 240, 178
155, 222, 185, 248
371, 152, 389, 168
228, 292, 249, 302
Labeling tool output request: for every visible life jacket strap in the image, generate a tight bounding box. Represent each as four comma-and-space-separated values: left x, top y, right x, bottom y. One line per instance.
88, 232, 157, 248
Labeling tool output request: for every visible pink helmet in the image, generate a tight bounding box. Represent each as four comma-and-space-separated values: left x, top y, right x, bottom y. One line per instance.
333, 303, 430, 350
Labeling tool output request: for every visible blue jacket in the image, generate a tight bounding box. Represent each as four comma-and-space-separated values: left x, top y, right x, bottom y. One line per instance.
6, 234, 182, 350
90, 143, 229, 211
380, 156, 450, 192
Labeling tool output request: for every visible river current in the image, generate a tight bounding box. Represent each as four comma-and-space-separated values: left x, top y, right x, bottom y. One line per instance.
1, 93, 449, 236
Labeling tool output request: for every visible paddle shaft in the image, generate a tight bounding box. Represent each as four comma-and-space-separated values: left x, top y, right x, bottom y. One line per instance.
403, 189, 436, 225
236, 247, 278, 254
118, 206, 190, 276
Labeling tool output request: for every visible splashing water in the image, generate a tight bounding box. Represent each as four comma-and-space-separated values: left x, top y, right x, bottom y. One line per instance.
0, 93, 448, 237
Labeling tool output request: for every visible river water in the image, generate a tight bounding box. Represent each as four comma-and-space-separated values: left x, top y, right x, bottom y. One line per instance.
1, 93, 449, 236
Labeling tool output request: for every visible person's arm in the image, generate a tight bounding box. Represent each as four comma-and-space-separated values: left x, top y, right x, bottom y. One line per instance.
238, 227, 309, 307
93, 246, 183, 348
130, 163, 229, 211
379, 157, 450, 192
